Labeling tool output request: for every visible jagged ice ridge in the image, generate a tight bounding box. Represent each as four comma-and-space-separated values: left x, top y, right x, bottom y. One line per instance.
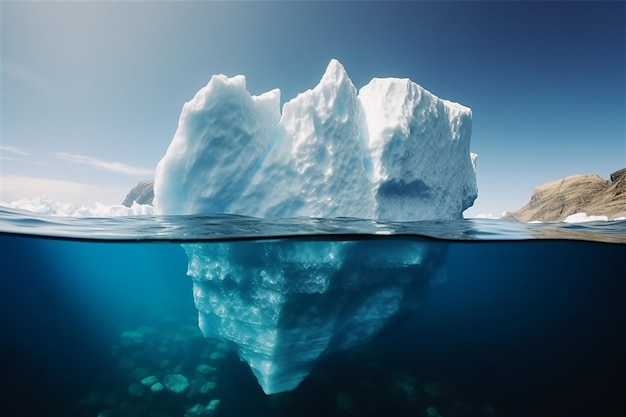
154, 59, 477, 394
154, 59, 476, 220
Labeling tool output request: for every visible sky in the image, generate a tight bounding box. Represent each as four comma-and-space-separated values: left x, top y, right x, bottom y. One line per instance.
1, 1, 624, 217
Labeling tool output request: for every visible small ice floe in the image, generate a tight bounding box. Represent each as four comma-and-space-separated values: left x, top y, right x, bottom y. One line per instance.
563, 212, 609, 223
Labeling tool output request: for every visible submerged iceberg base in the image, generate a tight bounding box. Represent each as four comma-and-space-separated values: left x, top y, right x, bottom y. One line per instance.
184, 239, 446, 394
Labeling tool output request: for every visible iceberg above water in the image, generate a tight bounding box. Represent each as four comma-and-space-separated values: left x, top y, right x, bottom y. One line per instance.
154, 59, 476, 220
154, 59, 476, 394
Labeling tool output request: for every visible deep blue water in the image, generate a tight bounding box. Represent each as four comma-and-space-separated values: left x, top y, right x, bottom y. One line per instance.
0, 211, 625, 417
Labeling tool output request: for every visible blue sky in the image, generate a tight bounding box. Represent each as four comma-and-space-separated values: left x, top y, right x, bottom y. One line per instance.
1, 1, 624, 217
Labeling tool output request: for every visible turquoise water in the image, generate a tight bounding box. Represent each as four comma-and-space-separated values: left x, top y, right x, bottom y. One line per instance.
1, 208, 625, 417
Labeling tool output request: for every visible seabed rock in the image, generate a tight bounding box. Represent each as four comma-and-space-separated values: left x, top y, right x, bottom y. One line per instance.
199, 381, 217, 394
196, 364, 217, 375
425, 406, 443, 417
128, 383, 145, 397
392, 373, 419, 404
422, 381, 451, 400
120, 330, 144, 345
150, 382, 165, 392
209, 351, 226, 361
336, 391, 353, 411
163, 374, 190, 394
141, 375, 158, 386
184, 399, 221, 417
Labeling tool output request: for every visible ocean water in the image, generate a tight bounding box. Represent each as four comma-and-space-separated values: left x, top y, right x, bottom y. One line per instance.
1, 208, 625, 417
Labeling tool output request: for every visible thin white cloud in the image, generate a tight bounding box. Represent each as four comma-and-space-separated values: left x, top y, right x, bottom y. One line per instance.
1, 60, 50, 88
0, 145, 31, 156
55, 151, 155, 177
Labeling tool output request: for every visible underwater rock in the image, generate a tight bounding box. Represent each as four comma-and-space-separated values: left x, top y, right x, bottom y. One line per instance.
115, 357, 134, 373
422, 381, 451, 400
163, 374, 190, 393
207, 399, 221, 413
184, 399, 221, 417
425, 406, 443, 417
215, 342, 230, 352
196, 364, 217, 375
140, 375, 158, 386
150, 382, 165, 392
209, 351, 226, 361
187, 378, 210, 399
484, 405, 499, 417
128, 367, 151, 381
120, 330, 144, 345
185, 404, 211, 417
336, 391, 353, 411
128, 383, 145, 397
199, 381, 217, 394
391, 373, 418, 404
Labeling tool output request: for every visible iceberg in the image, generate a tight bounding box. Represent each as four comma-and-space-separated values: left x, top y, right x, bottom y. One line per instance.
154, 59, 476, 220
154, 59, 476, 394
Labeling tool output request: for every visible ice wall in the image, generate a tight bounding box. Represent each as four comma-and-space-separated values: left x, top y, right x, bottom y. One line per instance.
154, 59, 476, 394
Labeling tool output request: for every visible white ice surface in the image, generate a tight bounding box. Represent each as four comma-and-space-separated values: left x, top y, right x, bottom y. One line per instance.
563, 212, 610, 223
154, 59, 477, 220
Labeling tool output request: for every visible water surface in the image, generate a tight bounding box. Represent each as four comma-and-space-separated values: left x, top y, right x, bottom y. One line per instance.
1, 210, 624, 417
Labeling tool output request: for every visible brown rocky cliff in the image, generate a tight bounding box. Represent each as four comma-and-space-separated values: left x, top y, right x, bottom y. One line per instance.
504, 168, 626, 222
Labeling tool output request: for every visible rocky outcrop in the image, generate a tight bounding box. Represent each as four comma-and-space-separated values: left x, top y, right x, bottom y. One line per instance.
504, 168, 626, 222
122, 180, 154, 207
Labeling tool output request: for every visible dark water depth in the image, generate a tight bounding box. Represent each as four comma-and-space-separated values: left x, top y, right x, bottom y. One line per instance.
1, 227, 624, 417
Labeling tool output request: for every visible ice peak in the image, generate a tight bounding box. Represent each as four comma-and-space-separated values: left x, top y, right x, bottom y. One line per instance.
320, 59, 349, 86
206, 73, 247, 95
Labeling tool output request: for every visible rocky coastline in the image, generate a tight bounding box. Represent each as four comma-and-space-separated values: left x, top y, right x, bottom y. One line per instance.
504, 168, 625, 222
